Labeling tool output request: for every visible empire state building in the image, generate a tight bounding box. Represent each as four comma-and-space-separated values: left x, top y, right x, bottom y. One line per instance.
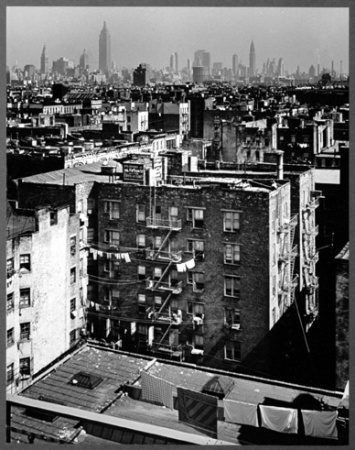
99, 21, 111, 73
249, 40, 256, 77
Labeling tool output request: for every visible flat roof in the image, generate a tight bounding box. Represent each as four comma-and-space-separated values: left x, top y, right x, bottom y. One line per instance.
10, 344, 343, 445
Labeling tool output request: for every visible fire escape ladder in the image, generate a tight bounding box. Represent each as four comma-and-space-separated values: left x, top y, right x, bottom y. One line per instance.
152, 229, 172, 260
153, 261, 172, 290
156, 292, 173, 318
158, 322, 173, 345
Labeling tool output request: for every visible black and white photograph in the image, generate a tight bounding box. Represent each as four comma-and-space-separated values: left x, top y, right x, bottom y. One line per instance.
4, 2, 350, 446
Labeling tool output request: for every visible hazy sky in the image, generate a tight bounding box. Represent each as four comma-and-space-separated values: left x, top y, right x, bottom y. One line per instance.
7, 6, 349, 74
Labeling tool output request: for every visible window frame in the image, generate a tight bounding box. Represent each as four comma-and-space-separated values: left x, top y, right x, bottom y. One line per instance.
224, 243, 241, 265
19, 254, 31, 272
223, 210, 240, 232
19, 288, 31, 308
70, 298, 76, 313
20, 322, 31, 341
7, 363, 14, 385
105, 200, 120, 220
224, 276, 240, 298
7, 293, 14, 313
137, 204, 146, 223
19, 357, 31, 376
225, 340, 241, 361
105, 229, 120, 247
7, 328, 15, 347
70, 267, 76, 285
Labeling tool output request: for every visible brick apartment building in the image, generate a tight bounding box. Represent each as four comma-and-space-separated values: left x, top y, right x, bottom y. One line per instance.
6, 203, 87, 394
14, 155, 320, 373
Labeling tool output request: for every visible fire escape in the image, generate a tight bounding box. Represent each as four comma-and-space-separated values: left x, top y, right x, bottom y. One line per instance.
302, 192, 321, 329
143, 211, 184, 359
278, 214, 298, 313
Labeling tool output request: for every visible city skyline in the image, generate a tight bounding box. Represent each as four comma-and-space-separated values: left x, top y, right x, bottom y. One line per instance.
7, 7, 349, 75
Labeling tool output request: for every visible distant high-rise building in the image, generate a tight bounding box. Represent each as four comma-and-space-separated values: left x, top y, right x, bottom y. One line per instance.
40, 44, 49, 74
24, 64, 36, 78
193, 50, 210, 75
277, 57, 285, 77
187, 58, 191, 71
99, 21, 111, 73
170, 52, 178, 72
174, 52, 179, 72
308, 65, 316, 79
170, 53, 175, 71
79, 49, 89, 70
249, 41, 256, 77
232, 54, 239, 77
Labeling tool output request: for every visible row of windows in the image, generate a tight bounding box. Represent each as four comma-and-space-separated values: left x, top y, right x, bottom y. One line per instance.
104, 201, 241, 232
7, 323, 31, 347
138, 268, 240, 297
104, 232, 241, 265
7, 289, 31, 309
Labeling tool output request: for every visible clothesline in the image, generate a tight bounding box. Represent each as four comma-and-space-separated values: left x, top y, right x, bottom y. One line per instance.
90, 248, 131, 262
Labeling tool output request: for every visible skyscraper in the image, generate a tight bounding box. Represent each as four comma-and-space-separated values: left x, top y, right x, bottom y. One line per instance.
232, 54, 239, 77
249, 41, 256, 77
40, 44, 49, 74
79, 49, 89, 70
99, 21, 111, 73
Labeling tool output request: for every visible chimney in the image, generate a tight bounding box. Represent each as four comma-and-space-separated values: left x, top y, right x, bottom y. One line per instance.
277, 151, 284, 180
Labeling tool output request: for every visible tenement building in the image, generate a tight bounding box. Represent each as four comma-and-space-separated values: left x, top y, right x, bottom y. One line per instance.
6, 202, 87, 394
15, 155, 320, 373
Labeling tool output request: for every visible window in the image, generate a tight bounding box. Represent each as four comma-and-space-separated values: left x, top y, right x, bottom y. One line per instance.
187, 272, 193, 284
87, 198, 95, 214
70, 268, 76, 284
193, 335, 204, 350
87, 228, 94, 243
224, 244, 240, 264
7, 363, 14, 385
137, 234, 146, 248
70, 236, 76, 255
169, 206, 178, 219
225, 308, 241, 329
105, 201, 120, 220
80, 258, 84, 276
7, 258, 14, 278
193, 272, 205, 292
137, 204, 145, 222
153, 236, 162, 249
105, 230, 120, 246
155, 205, 161, 216
79, 228, 84, 243
193, 209, 204, 228
137, 324, 147, 339
154, 296, 162, 306
137, 265, 146, 280
20, 357, 31, 376
170, 269, 179, 285
111, 287, 120, 302
69, 330, 76, 344
70, 298, 76, 312
189, 302, 204, 317
224, 276, 240, 298
7, 293, 14, 313
153, 267, 162, 280
19, 288, 31, 308
7, 328, 14, 347
187, 240, 204, 257
223, 211, 240, 232
138, 294, 146, 303
50, 210, 57, 225
225, 341, 241, 361
20, 323, 31, 341
20, 255, 31, 271
187, 208, 204, 228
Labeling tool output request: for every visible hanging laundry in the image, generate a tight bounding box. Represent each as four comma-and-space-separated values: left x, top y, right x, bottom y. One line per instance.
223, 399, 259, 427
185, 258, 195, 270
141, 371, 174, 410
176, 262, 186, 272
92, 250, 97, 260
97, 251, 103, 257
107, 253, 112, 259
301, 409, 338, 439
124, 253, 131, 263
259, 405, 298, 434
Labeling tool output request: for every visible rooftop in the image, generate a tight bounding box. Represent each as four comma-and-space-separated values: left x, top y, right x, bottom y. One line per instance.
9, 344, 344, 445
